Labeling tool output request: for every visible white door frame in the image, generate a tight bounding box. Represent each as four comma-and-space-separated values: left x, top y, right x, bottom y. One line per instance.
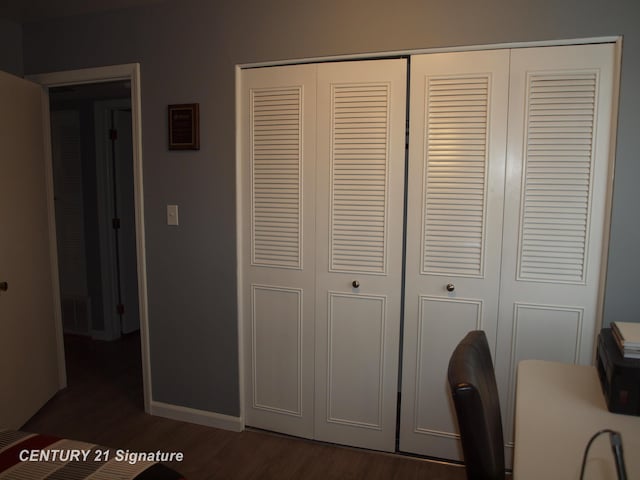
28, 64, 152, 413
237, 35, 622, 438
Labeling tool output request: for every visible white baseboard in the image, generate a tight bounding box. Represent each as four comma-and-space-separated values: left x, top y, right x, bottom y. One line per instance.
150, 400, 243, 432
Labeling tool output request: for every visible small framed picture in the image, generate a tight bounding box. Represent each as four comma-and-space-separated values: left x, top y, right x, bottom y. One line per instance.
168, 103, 200, 150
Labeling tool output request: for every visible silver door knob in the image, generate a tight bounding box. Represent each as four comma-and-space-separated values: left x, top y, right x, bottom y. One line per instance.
352, 280, 360, 288
0, 281, 7, 292
446, 283, 455, 292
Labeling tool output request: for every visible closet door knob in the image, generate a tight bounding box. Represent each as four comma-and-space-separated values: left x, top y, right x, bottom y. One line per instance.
446, 283, 455, 292
0, 281, 7, 292
352, 280, 360, 288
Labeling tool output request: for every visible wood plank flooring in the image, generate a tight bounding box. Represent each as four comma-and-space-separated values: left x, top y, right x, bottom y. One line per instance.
22, 333, 466, 480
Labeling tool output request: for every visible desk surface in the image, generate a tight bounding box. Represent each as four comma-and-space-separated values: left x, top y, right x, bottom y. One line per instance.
514, 360, 640, 480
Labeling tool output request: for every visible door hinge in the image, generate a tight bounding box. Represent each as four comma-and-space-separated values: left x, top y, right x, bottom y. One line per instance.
109, 129, 118, 140
117, 304, 125, 315
112, 218, 121, 230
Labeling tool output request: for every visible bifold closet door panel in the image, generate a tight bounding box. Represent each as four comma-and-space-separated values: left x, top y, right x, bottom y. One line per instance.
494, 43, 617, 446
314, 59, 407, 452
399, 50, 510, 459
241, 64, 318, 439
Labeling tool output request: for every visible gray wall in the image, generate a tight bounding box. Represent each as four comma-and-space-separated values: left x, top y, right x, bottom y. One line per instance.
21, 0, 640, 418
0, 17, 23, 75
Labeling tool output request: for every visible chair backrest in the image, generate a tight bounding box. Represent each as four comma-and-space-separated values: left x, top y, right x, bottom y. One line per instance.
447, 330, 505, 480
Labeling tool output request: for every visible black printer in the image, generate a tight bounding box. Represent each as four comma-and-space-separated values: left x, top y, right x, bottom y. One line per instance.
597, 328, 640, 416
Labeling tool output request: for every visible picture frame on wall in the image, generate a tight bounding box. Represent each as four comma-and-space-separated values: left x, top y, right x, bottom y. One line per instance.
168, 103, 200, 150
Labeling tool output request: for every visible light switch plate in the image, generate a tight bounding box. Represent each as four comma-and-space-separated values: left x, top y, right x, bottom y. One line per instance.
167, 205, 179, 226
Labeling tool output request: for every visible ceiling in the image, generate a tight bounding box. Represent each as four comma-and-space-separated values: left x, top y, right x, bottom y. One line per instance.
0, 0, 170, 22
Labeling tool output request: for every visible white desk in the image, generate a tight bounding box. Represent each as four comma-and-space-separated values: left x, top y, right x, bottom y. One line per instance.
514, 360, 640, 480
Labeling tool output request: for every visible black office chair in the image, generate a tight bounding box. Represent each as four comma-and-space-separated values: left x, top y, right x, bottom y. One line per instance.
447, 330, 506, 480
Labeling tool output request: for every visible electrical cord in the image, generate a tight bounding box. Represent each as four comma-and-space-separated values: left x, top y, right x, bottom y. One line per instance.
579, 429, 627, 480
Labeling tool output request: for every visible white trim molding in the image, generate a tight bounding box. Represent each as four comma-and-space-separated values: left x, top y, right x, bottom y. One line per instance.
28, 64, 139, 87
235, 64, 247, 430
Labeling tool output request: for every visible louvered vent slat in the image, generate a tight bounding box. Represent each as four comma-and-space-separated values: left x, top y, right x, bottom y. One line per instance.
330, 84, 390, 273
518, 73, 597, 283
422, 76, 490, 276
251, 87, 302, 268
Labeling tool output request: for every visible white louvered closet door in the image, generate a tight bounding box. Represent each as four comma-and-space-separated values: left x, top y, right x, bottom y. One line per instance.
494, 43, 616, 447
241, 64, 317, 439
399, 50, 510, 460
314, 59, 407, 452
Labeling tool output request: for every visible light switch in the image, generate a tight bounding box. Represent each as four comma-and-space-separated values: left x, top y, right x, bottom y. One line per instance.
167, 205, 179, 226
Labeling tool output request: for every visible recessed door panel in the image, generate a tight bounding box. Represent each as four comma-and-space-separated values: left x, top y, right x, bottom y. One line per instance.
511, 303, 583, 364
414, 297, 482, 435
252, 285, 303, 416
403, 296, 484, 459
326, 293, 386, 428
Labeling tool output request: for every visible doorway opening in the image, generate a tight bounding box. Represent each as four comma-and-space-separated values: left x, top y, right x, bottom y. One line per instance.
50, 83, 138, 339
49, 81, 143, 407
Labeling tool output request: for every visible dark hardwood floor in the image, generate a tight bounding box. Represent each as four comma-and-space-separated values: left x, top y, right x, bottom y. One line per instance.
22, 333, 466, 480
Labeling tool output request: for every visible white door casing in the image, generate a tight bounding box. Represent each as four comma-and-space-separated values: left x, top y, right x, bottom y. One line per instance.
399, 50, 510, 460
28, 63, 152, 413
314, 59, 407, 452
0, 70, 62, 429
494, 43, 617, 445
240, 42, 617, 459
